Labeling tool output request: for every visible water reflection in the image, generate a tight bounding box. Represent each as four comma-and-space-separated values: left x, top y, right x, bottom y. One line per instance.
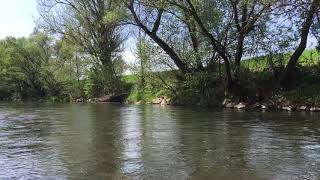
119, 105, 143, 175
0, 103, 320, 179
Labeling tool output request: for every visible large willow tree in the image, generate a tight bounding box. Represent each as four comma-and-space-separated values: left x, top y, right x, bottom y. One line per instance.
38, 0, 127, 94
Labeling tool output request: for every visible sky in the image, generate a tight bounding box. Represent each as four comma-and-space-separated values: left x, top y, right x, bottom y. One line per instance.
0, 0, 38, 39
0, 0, 137, 63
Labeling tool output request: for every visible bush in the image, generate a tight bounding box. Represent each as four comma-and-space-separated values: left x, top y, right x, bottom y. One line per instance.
175, 71, 224, 106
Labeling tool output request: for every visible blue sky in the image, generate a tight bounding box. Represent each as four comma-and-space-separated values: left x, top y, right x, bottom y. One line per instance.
0, 0, 38, 39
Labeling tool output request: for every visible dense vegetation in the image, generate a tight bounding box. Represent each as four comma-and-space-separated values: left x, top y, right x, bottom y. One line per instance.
0, 0, 320, 107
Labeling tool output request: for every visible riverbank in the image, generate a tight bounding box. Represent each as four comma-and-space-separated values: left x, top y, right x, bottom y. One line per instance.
1, 49, 319, 110
127, 95, 320, 112
125, 75, 320, 112
124, 49, 320, 110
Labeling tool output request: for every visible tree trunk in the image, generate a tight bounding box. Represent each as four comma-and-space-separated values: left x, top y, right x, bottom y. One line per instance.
186, 0, 234, 88
128, 2, 190, 74
234, 34, 245, 78
280, 0, 319, 88
144, 30, 190, 73
184, 10, 203, 70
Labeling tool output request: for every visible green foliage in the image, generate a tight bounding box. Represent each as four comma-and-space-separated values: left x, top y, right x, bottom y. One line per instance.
126, 87, 159, 103
125, 70, 225, 106
175, 71, 224, 106
0, 33, 51, 100
262, 65, 320, 106
125, 73, 166, 103
0, 31, 89, 101
242, 49, 320, 71
104, 7, 128, 24
84, 68, 105, 98
38, 0, 127, 95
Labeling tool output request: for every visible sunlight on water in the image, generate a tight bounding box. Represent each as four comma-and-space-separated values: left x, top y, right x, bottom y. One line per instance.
0, 103, 319, 179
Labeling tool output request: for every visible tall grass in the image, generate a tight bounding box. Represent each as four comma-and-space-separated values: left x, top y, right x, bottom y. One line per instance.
242, 49, 320, 71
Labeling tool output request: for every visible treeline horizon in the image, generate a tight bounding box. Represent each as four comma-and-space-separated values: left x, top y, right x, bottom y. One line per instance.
0, 0, 320, 104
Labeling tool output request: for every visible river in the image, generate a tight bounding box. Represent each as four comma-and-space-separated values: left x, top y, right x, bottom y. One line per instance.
0, 103, 319, 179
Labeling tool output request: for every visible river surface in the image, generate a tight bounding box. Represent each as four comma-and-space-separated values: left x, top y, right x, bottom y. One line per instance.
0, 103, 320, 180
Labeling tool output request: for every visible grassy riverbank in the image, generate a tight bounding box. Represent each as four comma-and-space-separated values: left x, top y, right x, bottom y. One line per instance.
125, 49, 320, 108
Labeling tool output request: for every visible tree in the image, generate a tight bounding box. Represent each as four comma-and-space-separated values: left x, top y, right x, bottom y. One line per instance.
280, 0, 320, 88
167, 0, 274, 92
126, 0, 191, 74
0, 32, 62, 99
38, 0, 127, 94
